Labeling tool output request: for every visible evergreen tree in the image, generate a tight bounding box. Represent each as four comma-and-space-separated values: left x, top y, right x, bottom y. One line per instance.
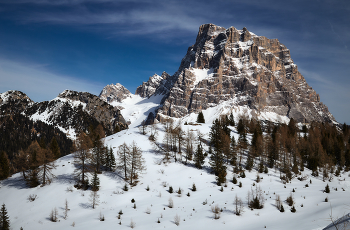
194, 143, 205, 169
237, 118, 245, 136
197, 111, 205, 123
229, 113, 235, 126
0, 152, 10, 180
91, 171, 100, 191
105, 147, 116, 171
0, 203, 10, 230
49, 137, 61, 159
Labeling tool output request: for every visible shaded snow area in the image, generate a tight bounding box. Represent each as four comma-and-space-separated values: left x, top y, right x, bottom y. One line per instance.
1, 122, 349, 230
110, 94, 163, 128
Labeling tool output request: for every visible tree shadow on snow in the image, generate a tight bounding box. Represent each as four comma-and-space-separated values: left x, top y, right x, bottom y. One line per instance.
79, 202, 91, 209
1, 176, 28, 189
55, 173, 75, 185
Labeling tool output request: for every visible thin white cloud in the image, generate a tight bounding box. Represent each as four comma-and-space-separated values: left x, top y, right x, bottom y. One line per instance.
0, 58, 103, 102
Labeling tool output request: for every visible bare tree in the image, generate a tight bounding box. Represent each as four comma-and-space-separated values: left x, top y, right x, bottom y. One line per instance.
117, 142, 130, 181
50, 207, 58, 222
74, 132, 93, 189
185, 129, 195, 164
129, 141, 146, 185
234, 194, 244, 216
63, 199, 69, 219
174, 214, 180, 226
90, 190, 100, 209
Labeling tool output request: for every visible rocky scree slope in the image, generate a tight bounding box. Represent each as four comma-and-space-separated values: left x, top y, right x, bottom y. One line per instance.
132, 24, 335, 124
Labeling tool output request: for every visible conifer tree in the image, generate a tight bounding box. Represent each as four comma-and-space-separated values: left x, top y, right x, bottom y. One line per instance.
0, 203, 10, 230
197, 111, 205, 123
194, 143, 205, 169
0, 151, 10, 180
229, 113, 235, 126
129, 141, 146, 185
91, 170, 100, 191
104, 147, 116, 171
49, 137, 61, 159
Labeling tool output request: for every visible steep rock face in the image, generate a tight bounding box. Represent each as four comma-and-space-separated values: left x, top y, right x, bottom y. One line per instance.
135, 72, 172, 98
154, 24, 335, 123
99, 83, 132, 103
0, 90, 33, 115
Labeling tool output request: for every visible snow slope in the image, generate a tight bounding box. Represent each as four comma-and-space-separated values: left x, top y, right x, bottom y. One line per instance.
0, 123, 349, 230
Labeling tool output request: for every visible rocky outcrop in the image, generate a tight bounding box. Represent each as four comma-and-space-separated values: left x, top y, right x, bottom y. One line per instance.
0, 90, 33, 115
153, 23, 335, 123
135, 72, 172, 98
99, 83, 132, 103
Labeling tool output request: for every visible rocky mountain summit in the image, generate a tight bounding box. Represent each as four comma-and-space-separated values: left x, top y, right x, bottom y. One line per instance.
129, 23, 335, 124
99, 83, 132, 103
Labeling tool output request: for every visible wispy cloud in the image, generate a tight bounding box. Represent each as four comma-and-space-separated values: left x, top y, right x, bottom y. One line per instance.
0, 58, 103, 102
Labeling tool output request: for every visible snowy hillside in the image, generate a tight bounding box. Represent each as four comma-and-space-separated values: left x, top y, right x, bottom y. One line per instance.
0, 121, 349, 230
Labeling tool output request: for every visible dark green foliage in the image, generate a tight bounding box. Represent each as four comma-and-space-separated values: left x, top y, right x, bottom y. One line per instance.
0, 152, 10, 180
194, 143, 205, 169
325, 184, 330, 193
238, 182, 242, 188
229, 113, 235, 126
0, 114, 72, 168
0, 203, 10, 230
131, 198, 135, 203
197, 111, 205, 123
169, 186, 173, 193
49, 137, 60, 159
104, 147, 116, 171
91, 171, 100, 191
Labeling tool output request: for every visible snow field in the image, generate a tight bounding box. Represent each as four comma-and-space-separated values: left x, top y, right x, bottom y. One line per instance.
0, 123, 349, 230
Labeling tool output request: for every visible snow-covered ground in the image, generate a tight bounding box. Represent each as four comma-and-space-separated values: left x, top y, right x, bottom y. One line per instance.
1, 121, 349, 230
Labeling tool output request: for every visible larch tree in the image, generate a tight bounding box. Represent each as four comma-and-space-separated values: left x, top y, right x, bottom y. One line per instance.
49, 137, 61, 159
117, 142, 130, 181
74, 132, 93, 189
129, 141, 146, 186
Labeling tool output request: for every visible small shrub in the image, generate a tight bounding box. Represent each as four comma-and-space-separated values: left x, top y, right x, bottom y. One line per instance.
169, 186, 173, 193
146, 185, 150, 191
232, 176, 237, 184
130, 219, 136, 229
168, 197, 174, 208
157, 218, 160, 223
174, 214, 180, 226
99, 212, 105, 221
291, 205, 296, 213
192, 183, 197, 191
119, 210, 123, 215
145, 207, 151, 214
325, 197, 328, 202
123, 184, 129, 191
133, 203, 136, 209
280, 204, 285, 212
239, 182, 242, 188
211, 204, 221, 219
177, 187, 182, 195
325, 184, 330, 193
187, 192, 190, 197
220, 187, 224, 192
131, 198, 135, 203
27, 194, 37, 202
286, 194, 294, 206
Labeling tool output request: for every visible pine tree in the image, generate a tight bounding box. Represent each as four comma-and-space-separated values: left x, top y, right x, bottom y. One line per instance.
0, 203, 10, 230
91, 171, 100, 191
197, 111, 205, 123
194, 143, 205, 169
105, 147, 116, 171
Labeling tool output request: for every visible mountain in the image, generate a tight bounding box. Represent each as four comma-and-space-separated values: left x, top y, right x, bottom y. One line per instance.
103, 24, 336, 125
0, 90, 128, 139
99, 83, 132, 103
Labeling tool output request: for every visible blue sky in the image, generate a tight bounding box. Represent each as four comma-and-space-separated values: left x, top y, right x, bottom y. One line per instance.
0, 0, 349, 124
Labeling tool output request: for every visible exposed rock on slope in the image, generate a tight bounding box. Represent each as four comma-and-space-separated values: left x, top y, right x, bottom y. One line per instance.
99, 83, 132, 103
135, 71, 171, 98
148, 24, 335, 123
